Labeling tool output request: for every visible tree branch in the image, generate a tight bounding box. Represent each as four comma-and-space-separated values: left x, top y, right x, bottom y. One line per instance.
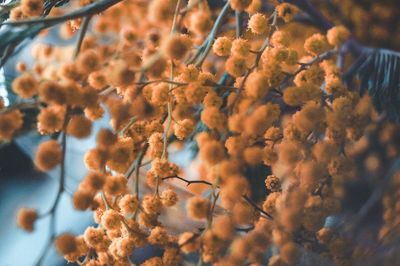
162, 175, 213, 187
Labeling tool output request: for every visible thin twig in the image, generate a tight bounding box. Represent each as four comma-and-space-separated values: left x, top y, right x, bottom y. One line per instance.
242, 194, 273, 219
195, 2, 231, 67
73, 15, 93, 59
235, 11, 242, 38
3, 0, 123, 26
161, 175, 213, 186
35, 111, 69, 266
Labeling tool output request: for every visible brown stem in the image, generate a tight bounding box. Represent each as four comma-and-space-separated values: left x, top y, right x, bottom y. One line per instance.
161, 175, 213, 187
35, 110, 69, 266
242, 194, 273, 219
73, 15, 92, 59
3, 0, 123, 26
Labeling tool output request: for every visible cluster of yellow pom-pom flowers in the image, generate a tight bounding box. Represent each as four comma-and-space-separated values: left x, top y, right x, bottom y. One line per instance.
0, 0, 394, 265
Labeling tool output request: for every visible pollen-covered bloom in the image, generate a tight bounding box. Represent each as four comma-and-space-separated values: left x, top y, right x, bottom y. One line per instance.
187, 196, 210, 220
230, 0, 252, 11
35, 140, 62, 172
276, 3, 298, 22
21, 0, 44, 17
37, 105, 66, 134
304, 33, 330, 55
17, 208, 38, 232
12, 72, 38, 99
213, 37, 232, 57
327, 25, 351, 47
248, 13, 268, 35
0, 110, 24, 140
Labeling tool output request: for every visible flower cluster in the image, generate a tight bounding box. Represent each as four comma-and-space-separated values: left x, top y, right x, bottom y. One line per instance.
2, 0, 398, 265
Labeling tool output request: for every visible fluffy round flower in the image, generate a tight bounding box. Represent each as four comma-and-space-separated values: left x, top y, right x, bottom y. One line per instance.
270, 31, 290, 47
278, 140, 302, 165
96, 128, 117, 148
21, 0, 44, 17
163, 34, 192, 60
187, 10, 213, 36
12, 73, 38, 99
213, 215, 234, 240
248, 13, 268, 35
37, 105, 66, 134
88, 71, 108, 90
35, 140, 62, 171
84, 148, 108, 171
148, 226, 169, 246
179, 232, 200, 253
264, 127, 282, 142
245, 71, 270, 98
82, 171, 106, 192
174, 119, 194, 140
299, 160, 327, 192
231, 38, 251, 58
283, 85, 322, 106
0, 110, 24, 140
225, 56, 247, 77
148, 0, 176, 24
184, 83, 208, 104
200, 106, 226, 131
243, 146, 264, 165
213, 37, 232, 56
203, 90, 223, 108
108, 60, 135, 88
17, 208, 37, 232
263, 146, 278, 166
67, 115, 92, 139
276, 3, 298, 22
151, 83, 169, 105
103, 175, 127, 196
187, 196, 210, 220
324, 77, 346, 96
244, 103, 281, 136
200, 140, 226, 165
304, 33, 330, 55
118, 194, 139, 215
148, 132, 163, 159
292, 101, 325, 134
76, 49, 101, 74
120, 26, 137, 44
230, 0, 252, 11
162, 247, 181, 265
161, 189, 178, 207
55, 233, 78, 255
83, 226, 105, 248
263, 192, 280, 215
38, 80, 68, 105
232, 201, 255, 224
180, 64, 199, 82
220, 175, 249, 204
327, 25, 351, 47
101, 210, 121, 230
265, 175, 281, 192
72, 190, 94, 211
143, 195, 163, 214
245, 0, 262, 14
